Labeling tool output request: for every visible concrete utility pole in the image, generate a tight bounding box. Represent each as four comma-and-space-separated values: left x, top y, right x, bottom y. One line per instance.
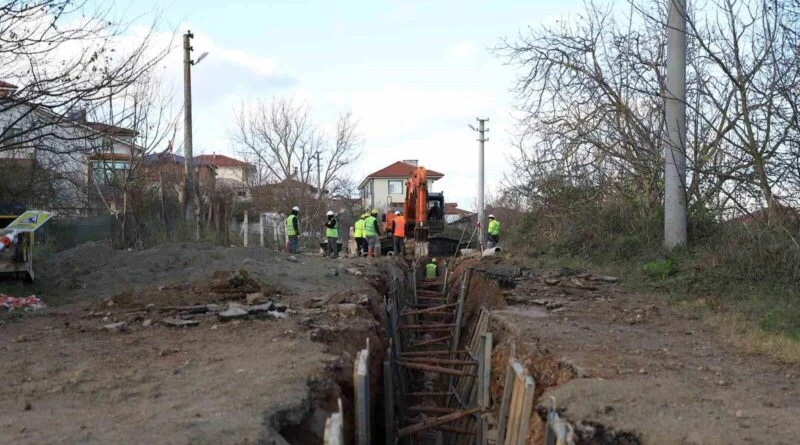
664, 0, 688, 248
471, 118, 489, 248
182, 31, 195, 223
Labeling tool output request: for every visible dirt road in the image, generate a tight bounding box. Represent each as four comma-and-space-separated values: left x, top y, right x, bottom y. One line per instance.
0, 243, 396, 445
478, 263, 800, 444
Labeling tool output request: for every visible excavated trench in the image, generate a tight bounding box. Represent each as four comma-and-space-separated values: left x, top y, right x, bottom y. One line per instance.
262, 256, 642, 445
262, 259, 412, 445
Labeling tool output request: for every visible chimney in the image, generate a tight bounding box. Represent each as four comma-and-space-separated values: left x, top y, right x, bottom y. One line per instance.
403, 159, 418, 167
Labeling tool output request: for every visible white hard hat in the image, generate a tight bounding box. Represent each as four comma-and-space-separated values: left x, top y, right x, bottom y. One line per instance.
394, 210, 400, 215
326, 210, 334, 216
292, 206, 300, 211
488, 214, 495, 219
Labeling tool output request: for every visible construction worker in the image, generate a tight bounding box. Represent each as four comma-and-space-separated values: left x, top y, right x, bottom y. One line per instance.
325, 210, 339, 258
286, 206, 300, 254
353, 213, 367, 257
364, 209, 381, 257
487, 214, 500, 248
425, 258, 438, 279
389, 210, 406, 256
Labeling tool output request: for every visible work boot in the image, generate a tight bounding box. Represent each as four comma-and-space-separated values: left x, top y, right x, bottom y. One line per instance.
368, 248, 374, 257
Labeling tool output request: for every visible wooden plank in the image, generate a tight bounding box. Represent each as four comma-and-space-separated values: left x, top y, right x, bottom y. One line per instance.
407, 406, 460, 414
496, 358, 515, 443
516, 376, 536, 445
409, 335, 453, 348
479, 333, 493, 410
404, 357, 478, 366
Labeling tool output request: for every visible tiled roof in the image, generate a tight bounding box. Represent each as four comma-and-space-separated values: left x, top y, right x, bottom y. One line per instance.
194, 154, 253, 167
86, 122, 138, 137
445, 202, 472, 216
143, 153, 185, 164
365, 161, 444, 179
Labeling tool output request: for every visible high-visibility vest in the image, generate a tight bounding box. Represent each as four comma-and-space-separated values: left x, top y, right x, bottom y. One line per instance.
364, 215, 378, 237
393, 216, 406, 237
326, 217, 339, 238
425, 262, 437, 279
488, 219, 500, 236
354, 219, 366, 238
286, 214, 298, 236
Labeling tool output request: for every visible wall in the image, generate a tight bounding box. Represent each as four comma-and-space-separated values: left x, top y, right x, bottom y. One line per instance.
362, 177, 437, 211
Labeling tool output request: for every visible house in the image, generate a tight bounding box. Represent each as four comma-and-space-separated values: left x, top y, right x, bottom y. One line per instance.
0, 81, 143, 215
358, 160, 444, 211
194, 154, 256, 184
194, 153, 257, 201
444, 202, 474, 224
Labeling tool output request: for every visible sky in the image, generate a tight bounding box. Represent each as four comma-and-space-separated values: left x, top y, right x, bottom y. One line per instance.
111, 0, 584, 210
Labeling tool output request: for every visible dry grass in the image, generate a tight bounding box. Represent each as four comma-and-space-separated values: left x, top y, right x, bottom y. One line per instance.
705, 311, 800, 364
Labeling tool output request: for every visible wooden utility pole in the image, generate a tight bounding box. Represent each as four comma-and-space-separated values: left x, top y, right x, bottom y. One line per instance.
182, 30, 195, 224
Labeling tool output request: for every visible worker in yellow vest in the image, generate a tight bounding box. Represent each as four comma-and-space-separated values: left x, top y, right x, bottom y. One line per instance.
353, 213, 367, 257
487, 214, 500, 248
364, 209, 380, 257
389, 210, 406, 257
325, 210, 339, 258
425, 258, 438, 279
285, 206, 300, 254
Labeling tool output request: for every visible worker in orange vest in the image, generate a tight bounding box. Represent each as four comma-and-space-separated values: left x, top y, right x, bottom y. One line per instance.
389, 210, 406, 257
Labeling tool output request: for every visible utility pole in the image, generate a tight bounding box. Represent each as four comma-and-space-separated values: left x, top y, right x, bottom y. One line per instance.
664, 0, 687, 248
182, 30, 195, 223
471, 118, 489, 249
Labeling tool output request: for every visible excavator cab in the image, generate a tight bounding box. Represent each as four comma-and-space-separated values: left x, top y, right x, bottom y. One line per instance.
425, 192, 445, 235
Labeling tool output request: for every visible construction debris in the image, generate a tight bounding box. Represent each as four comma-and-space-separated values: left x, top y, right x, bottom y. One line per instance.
1, 294, 46, 311
162, 318, 199, 328
103, 321, 128, 333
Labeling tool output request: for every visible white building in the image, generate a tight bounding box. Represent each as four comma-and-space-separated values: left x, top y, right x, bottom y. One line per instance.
0, 81, 141, 215
358, 160, 444, 212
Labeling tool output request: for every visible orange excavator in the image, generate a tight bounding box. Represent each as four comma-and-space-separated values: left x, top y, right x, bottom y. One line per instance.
383, 166, 457, 257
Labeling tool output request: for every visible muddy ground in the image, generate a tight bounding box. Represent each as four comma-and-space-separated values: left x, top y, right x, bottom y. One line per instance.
476, 260, 800, 445
0, 242, 403, 445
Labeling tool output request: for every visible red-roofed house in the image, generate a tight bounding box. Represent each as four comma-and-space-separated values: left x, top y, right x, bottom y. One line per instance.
358, 160, 444, 211
444, 202, 474, 224
194, 153, 256, 184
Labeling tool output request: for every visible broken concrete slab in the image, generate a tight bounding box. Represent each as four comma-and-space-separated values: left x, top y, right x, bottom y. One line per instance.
162, 318, 199, 328
218, 307, 249, 321
103, 321, 128, 333
248, 302, 276, 314
544, 278, 560, 285
592, 275, 620, 283
272, 303, 288, 313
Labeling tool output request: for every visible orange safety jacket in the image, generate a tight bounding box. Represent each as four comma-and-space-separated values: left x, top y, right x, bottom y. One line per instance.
393, 215, 406, 238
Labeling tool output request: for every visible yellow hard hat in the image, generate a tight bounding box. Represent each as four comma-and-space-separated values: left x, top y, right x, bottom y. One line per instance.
371, 209, 379, 215
431, 258, 437, 263
361, 213, 368, 218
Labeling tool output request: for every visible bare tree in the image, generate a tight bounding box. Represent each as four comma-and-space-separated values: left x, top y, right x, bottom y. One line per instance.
0, 0, 172, 157
497, 0, 800, 229
231, 97, 361, 233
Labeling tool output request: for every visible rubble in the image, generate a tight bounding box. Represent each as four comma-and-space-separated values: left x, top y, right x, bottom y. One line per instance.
246, 292, 267, 305
162, 318, 199, 328
219, 307, 249, 320
103, 321, 128, 333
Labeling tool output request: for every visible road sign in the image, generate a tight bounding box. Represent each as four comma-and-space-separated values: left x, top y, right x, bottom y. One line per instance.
5, 210, 54, 232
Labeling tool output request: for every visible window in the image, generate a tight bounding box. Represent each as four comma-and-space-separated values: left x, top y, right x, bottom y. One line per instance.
92, 160, 130, 184
2, 127, 23, 148
388, 180, 403, 195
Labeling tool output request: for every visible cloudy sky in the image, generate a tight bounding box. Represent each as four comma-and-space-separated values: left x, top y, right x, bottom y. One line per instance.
116, 0, 583, 209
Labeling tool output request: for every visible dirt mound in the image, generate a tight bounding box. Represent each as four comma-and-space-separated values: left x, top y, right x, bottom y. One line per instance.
36, 242, 335, 302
